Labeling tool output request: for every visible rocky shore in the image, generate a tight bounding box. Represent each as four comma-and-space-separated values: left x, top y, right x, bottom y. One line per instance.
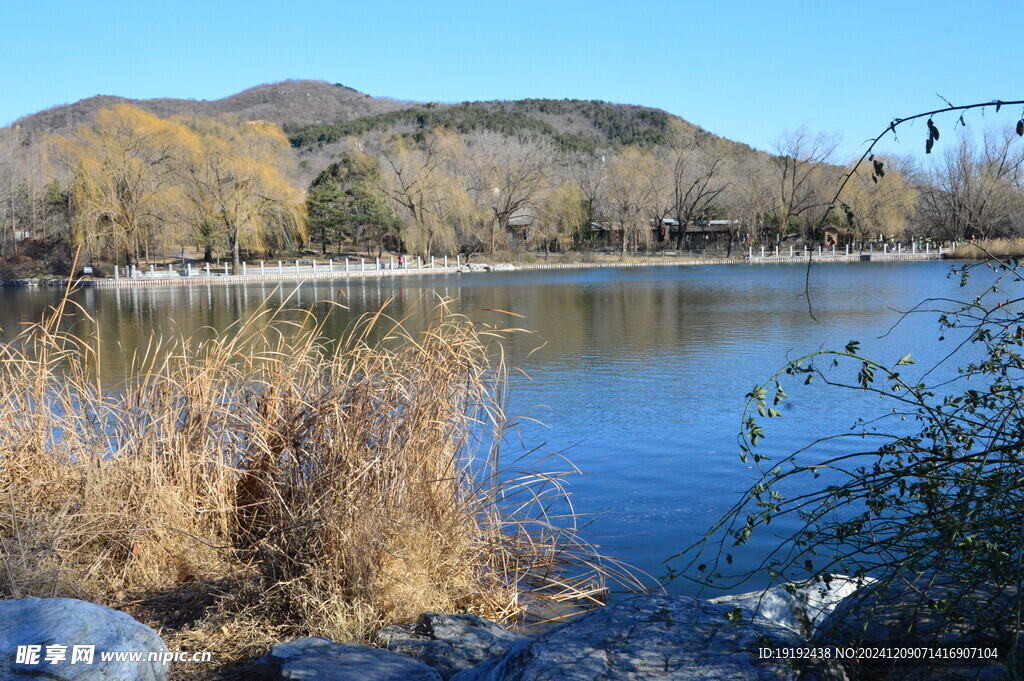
0, 576, 1014, 680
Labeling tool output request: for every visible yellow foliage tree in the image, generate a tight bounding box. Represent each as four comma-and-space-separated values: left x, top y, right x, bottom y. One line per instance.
379, 130, 477, 257
535, 182, 586, 253
605, 147, 655, 254
55, 104, 192, 267
842, 156, 918, 242
52, 106, 305, 268
175, 117, 306, 266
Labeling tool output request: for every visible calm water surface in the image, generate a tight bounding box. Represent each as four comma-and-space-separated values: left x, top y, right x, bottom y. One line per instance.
0, 262, 980, 595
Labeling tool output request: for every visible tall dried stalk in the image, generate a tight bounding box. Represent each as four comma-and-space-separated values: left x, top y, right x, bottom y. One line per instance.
0, 291, 640, 651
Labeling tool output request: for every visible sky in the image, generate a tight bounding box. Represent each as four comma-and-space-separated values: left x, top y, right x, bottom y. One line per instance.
2, 0, 1022, 158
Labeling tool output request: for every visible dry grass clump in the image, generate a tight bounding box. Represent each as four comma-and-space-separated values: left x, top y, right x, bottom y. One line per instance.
0, 291, 631, 674
949, 238, 1024, 259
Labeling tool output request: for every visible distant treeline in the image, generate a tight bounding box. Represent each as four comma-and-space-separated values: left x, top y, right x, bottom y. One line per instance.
2, 98, 1023, 277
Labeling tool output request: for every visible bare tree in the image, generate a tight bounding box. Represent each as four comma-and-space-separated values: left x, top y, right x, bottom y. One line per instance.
641, 148, 675, 247
464, 132, 552, 253
571, 153, 607, 248
771, 128, 840, 242
723, 157, 773, 246
670, 148, 728, 250
918, 127, 1024, 241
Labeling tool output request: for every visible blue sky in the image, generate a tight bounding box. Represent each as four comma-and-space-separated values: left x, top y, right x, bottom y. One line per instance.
2, 0, 1021, 158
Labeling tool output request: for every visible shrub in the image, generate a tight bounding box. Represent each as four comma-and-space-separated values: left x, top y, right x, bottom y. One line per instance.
681, 256, 1024, 672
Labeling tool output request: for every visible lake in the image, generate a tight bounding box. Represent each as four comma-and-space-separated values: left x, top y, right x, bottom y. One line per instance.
0, 261, 981, 596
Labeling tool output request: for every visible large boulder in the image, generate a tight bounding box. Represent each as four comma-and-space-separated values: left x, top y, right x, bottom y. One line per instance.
452, 595, 845, 681
814, 576, 1019, 647
813, 576, 1017, 681
255, 637, 442, 681
0, 596, 169, 681
376, 612, 524, 679
710, 577, 872, 637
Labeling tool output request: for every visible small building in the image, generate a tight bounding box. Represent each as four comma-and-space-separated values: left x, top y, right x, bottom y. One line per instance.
665, 219, 739, 246
507, 208, 537, 241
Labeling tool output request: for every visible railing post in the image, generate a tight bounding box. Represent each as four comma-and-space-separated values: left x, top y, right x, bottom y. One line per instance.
328, 259, 333, 273
345, 257, 349, 272
187, 263, 192, 277
312, 260, 317, 275
457, 254, 462, 267
360, 258, 365, 271
114, 265, 119, 280
375, 257, 380, 270
260, 260, 265, 275
431, 255, 435, 268
224, 262, 229, 275
242, 262, 247, 276
278, 260, 283, 276
774, 245, 779, 257
417, 256, 422, 268
205, 263, 211, 276
295, 260, 300, 276
444, 255, 448, 268
760, 246, 765, 258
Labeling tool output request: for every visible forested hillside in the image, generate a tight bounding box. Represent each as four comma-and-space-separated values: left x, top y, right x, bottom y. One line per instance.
285, 98, 762, 156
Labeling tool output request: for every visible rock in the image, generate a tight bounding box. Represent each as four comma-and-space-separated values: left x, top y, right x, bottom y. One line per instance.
814, 575, 1019, 647
882, 665, 1006, 681
451, 595, 845, 681
255, 637, 442, 681
814, 576, 1018, 681
0, 596, 169, 680
710, 576, 872, 637
376, 612, 524, 679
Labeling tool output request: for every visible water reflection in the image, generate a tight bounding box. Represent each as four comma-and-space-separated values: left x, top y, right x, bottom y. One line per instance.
0, 262, 978, 594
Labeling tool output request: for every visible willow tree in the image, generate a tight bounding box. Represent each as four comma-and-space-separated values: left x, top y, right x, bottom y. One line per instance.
841, 155, 919, 244
176, 116, 306, 267
534, 182, 586, 254
55, 104, 191, 267
379, 129, 476, 256
604, 147, 655, 254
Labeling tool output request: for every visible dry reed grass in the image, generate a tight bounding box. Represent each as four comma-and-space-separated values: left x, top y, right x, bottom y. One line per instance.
949, 238, 1024, 259
0, 288, 642, 678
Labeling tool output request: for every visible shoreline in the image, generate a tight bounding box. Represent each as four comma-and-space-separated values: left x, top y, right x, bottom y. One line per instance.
6, 250, 949, 290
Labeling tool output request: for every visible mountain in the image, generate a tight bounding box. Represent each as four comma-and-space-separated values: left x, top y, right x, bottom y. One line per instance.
11, 80, 767, 180
12, 80, 412, 132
